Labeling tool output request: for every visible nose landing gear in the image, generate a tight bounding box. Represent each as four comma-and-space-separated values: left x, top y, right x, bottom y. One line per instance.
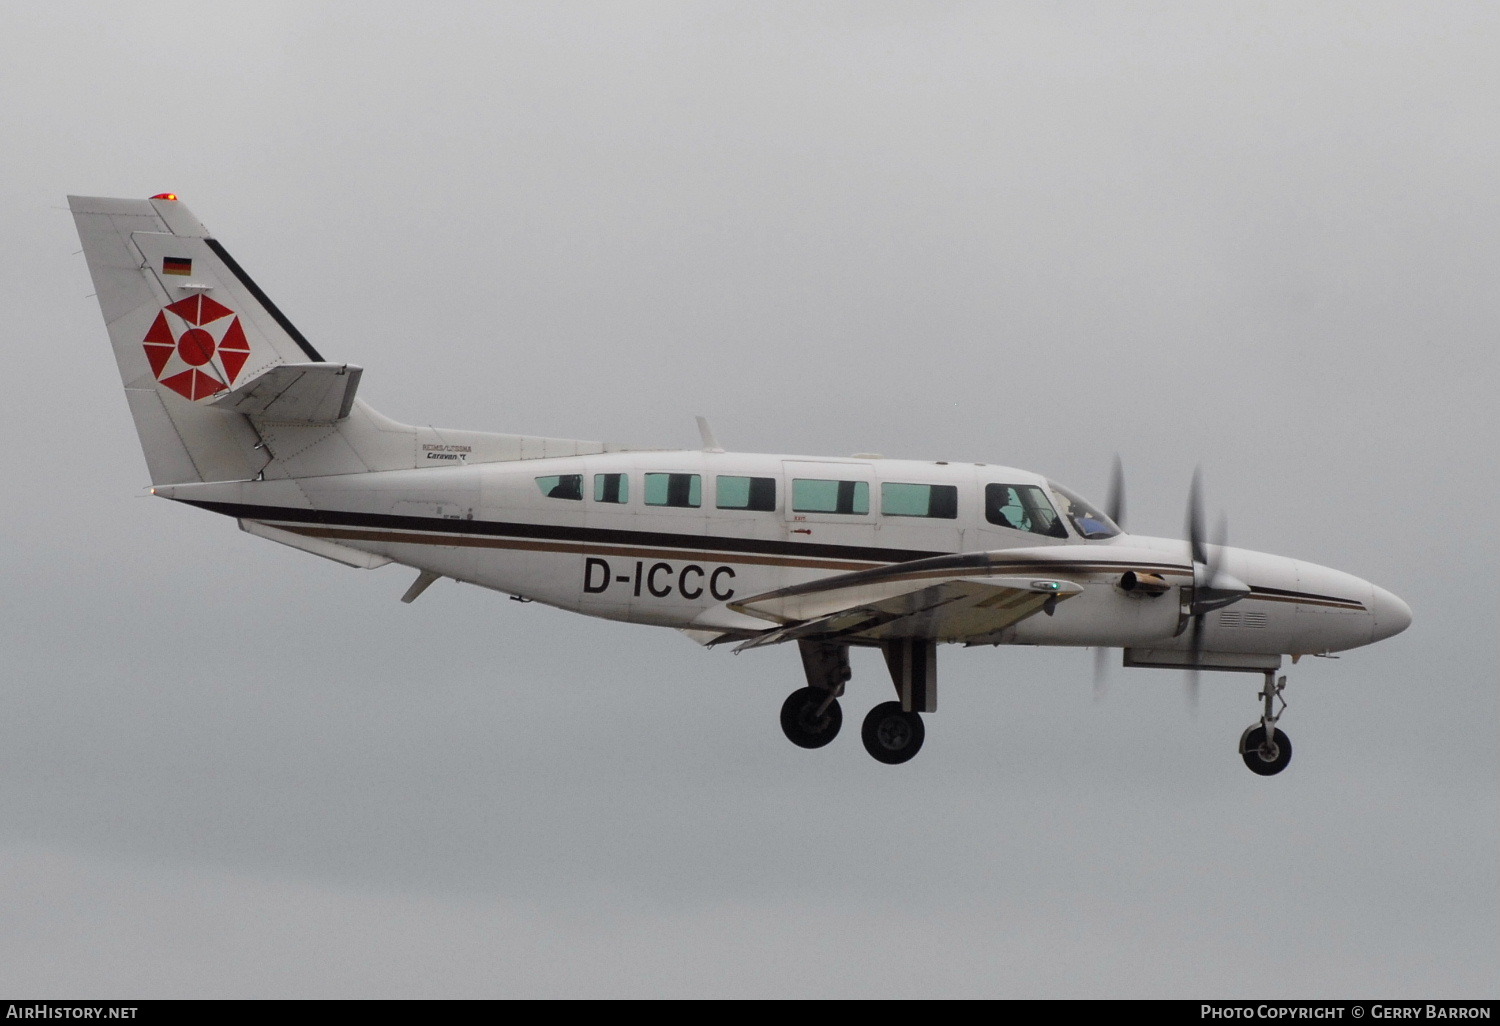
1239, 672, 1292, 775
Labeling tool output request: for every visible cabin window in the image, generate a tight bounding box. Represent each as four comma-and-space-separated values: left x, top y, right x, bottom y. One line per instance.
792, 478, 869, 515
716, 475, 777, 511
536, 474, 583, 501
881, 482, 958, 519
985, 483, 1067, 538
594, 473, 629, 504
644, 473, 702, 508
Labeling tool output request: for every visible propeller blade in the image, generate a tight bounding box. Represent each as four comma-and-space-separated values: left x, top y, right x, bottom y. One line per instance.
1092, 646, 1110, 702
1187, 467, 1207, 569
1182, 468, 1217, 718
1105, 455, 1126, 530
1186, 610, 1203, 717
1193, 508, 1249, 617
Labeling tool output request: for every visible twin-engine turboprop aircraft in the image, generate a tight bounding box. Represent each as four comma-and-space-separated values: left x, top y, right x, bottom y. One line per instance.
70, 194, 1412, 771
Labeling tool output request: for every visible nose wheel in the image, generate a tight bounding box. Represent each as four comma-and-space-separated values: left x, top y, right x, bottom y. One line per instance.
1239, 672, 1292, 776
1239, 724, 1292, 775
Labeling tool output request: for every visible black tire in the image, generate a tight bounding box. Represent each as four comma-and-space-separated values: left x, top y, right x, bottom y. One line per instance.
1239, 724, 1292, 776
780, 687, 842, 749
861, 701, 925, 765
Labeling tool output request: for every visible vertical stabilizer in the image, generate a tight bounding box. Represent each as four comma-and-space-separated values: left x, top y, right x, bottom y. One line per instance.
70, 194, 323, 483
72, 194, 628, 487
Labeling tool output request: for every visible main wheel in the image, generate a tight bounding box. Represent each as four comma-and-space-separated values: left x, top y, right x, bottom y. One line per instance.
780, 687, 842, 749
861, 701, 925, 765
1239, 724, 1292, 776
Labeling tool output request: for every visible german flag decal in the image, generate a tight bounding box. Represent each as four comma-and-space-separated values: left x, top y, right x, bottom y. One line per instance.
163, 256, 192, 276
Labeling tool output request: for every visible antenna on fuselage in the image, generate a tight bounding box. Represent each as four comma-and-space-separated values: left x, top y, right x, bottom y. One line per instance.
696, 416, 725, 453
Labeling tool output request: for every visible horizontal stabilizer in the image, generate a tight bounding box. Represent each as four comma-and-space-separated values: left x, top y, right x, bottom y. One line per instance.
209, 362, 363, 422
240, 519, 390, 569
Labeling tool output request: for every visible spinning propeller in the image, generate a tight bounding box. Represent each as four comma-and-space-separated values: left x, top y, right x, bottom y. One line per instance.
1091, 461, 1251, 710
1092, 456, 1127, 700
1181, 468, 1251, 711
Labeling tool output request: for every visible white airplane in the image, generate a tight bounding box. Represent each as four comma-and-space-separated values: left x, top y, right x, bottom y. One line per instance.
70, 194, 1412, 771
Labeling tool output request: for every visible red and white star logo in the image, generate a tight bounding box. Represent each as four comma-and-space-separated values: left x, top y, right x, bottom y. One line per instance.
141, 295, 253, 400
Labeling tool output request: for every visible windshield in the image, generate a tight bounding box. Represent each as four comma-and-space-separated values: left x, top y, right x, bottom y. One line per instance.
1048, 481, 1122, 539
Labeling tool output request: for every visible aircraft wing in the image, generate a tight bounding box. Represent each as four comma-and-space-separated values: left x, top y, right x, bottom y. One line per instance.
731, 564, 1083, 651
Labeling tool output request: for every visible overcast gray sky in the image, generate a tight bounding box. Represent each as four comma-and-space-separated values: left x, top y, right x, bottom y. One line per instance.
2, 0, 1495, 998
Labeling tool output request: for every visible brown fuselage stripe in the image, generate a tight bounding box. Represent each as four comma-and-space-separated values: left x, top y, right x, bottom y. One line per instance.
280, 523, 1365, 612
758, 561, 1366, 612
185, 499, 1369, 612
284, 525, 879, 573
1244, 592, 1366, 611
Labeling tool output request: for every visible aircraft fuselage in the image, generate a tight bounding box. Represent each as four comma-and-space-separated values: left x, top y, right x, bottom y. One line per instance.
156, 448, 1411, 664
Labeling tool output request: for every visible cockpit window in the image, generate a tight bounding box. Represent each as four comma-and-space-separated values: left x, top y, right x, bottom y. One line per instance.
985, 483, 1067, 538
1048, 480, 1122, 539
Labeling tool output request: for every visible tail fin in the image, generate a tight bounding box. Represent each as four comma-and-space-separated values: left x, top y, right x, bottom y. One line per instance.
72, 194, 626, 487
70, 194, 334, 483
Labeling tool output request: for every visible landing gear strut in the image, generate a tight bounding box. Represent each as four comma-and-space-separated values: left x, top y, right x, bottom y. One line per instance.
779, 640, 850, 749
1239, 672, 1292, 776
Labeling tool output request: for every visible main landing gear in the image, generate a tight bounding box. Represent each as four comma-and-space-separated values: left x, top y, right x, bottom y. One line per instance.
780, 687, 842, 749
778, 639, 935, 765
1239, 672, 1292, 776
861, 702, 925, 765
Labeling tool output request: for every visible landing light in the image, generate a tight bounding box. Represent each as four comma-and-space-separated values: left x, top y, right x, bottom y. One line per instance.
150, 193, 178, 201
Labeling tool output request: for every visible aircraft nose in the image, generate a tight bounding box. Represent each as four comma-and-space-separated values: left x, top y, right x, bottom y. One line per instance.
1370, 585, 1413, 643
